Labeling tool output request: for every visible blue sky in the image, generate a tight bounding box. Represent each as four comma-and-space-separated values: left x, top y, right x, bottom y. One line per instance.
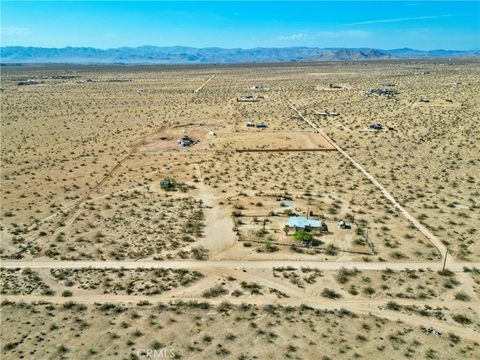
1, 1, 479, 50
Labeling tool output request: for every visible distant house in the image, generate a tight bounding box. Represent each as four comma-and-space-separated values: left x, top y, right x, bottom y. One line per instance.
237, 95, 261, 102
17, 79, 38, 86
366, 88, 399, 96
287, 216, 328, 232
369, 123, 383, 130
315, 111, 338, 117
329, 84, 344, 89
246, 121, 255, 127
177, 136, 196, 147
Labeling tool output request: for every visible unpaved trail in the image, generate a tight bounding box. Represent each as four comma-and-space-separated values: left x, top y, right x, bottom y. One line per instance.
194, 74, 216, 93
46, 153, 133, 245
283, 96, 447, 259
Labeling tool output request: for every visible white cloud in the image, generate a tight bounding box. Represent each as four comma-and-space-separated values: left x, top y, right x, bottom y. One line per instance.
278, 31, 370, 42
1, 27, 31, 36
278, 33, 306, 41
352, 15, 451, 25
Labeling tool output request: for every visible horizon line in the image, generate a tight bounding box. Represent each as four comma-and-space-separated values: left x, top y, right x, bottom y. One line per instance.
2, 45, 479, 52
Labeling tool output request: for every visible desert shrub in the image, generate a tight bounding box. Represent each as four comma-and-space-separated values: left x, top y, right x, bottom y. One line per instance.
202, 285, 228, 298
321, 288, 341, 299
191, 246, 208, 260
454, 291, 470, 301
3, 342, 19, 351
452, 314, 472, 324
217, 301, 234, 312
325, 244, 338, 256
151, 341, 164, 350
363, 286, 375, 295
448, 333, 461, 344
386, 301, 401, 311
262, 240, 279, 252
438, 269, 454, 276
336, 267, 359, 284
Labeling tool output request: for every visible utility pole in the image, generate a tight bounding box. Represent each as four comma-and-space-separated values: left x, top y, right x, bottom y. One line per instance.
442, 249, 449, 273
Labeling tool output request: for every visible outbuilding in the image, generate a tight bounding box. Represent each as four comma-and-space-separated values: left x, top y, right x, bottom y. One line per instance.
338, 219, 351, 230
160, 178, 176, 190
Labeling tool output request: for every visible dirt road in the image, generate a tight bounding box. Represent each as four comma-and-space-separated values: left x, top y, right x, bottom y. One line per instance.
194, 74, 216, 93
1, 259, 477, 271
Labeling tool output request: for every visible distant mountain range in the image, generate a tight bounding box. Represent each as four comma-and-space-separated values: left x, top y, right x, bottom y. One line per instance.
1, 46, 479, 64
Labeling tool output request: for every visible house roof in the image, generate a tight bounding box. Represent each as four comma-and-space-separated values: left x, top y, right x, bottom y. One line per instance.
287, 216, 323, 228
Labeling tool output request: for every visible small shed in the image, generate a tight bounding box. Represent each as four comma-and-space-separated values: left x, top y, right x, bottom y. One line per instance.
338, 219, 351, 230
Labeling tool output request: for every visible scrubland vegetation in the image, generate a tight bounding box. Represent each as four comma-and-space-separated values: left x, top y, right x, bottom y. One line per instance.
1, 301, 478, 360
1, 60, 479, 359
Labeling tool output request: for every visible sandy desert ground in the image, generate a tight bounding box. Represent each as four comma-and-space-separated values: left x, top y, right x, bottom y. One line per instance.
1, 60, 479, 359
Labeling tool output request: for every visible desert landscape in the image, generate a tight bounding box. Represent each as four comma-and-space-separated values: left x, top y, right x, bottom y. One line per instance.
1, 59, 479, 359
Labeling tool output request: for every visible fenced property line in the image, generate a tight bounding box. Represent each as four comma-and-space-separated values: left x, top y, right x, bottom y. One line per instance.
354, 222, 378, 255
237, 238, 372, 256
236, 148, 337, 153
232, 215, 375, 256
